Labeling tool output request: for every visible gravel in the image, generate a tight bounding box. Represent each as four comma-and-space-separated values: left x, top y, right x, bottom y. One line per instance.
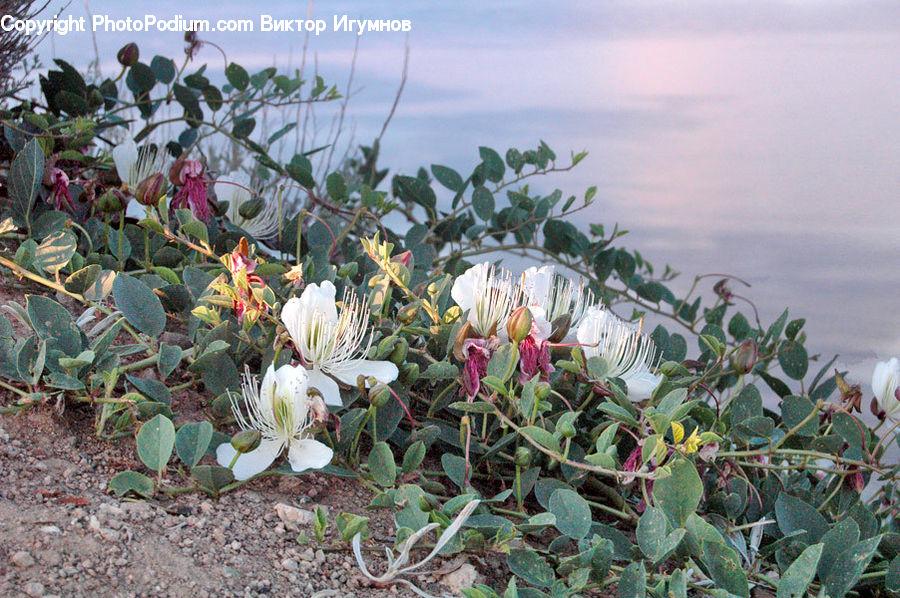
0, 409, 454, 597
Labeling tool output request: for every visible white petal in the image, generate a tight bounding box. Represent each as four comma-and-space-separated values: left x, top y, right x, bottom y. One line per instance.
270, 363, 309, 397
287, 438, 333, 473
529, 306, 553, 342
216, 439, 282, 480
124, 199, 146, 220
328, 359, 399, 387
624, 370, 663, 401
872, 358, 899, 404
280, 297, 304, 347
306, 368, 343, 407
112, 138, 138, 185
576, 305, 607, 359
521, 265, 554, 306
299, 281, 338, 322
450, 263, 484, 314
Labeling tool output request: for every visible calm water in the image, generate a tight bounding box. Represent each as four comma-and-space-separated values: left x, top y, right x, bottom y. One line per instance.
31, 1, 900, 385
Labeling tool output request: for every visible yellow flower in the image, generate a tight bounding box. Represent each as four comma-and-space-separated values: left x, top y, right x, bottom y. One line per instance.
671, 421, 702, 454
682, 428, 702, 454
671, 421, 684, 443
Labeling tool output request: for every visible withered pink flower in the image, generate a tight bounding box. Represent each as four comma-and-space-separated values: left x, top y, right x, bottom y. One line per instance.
171, 159, 212, 222
461, 337, 495, 398
49, 168, 73, 211
518, 334, 554, 383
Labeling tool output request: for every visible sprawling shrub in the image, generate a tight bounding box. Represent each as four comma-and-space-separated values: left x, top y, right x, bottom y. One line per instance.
0, 38, 897, 598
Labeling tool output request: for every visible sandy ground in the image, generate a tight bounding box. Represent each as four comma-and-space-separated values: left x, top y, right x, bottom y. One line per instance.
0, 403, 493, 598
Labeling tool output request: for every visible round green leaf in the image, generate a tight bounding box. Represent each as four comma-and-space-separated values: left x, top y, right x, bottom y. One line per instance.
472, 186, 494, 221
548, 488, 592, 540
652, 458, 702, 526
777, 543, 823, 598
441, 453, 467, 489
775, 493, 829, 544
126, 374, 171, 405
112, 273, 166, 337
157, 343, 182, 379
150, 55, 176, 84
778, 340, 809, 380
367, 441, 396, 487
636, 506, 669, 560
64, 264, 101, 294
886, 555, 900, 593
225, 62, 249, 91
26, 295, 82, 356
616, 562, 647, 598
823, 536, 883, 598
431, 164, 464, 192
136, 414, 175, 473
108, 470, 155, 498
175, 422, 213, 468
702, 541, 749, 598
401, 441, 426, 475
191, 465, 235, 494
34, 230, 77, 274
507, 549, 554, 588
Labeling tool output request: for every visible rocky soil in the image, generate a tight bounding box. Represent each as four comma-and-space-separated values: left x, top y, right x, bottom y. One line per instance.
0, 407, 484, 598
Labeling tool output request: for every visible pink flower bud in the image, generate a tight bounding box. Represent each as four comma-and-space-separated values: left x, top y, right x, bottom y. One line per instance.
117, 43, 139, 67
134, 173, 166, 206
506, 306, 533, 344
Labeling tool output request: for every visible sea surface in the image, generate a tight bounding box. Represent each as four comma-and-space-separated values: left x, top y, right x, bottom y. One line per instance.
28, 1, 900, 389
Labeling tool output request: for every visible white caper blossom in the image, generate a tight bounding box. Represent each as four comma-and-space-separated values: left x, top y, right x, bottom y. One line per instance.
450, 262, 523, 338
520, 265, 593, 335
214, 172, 279, 240
112, 137, 168, 191
281, 281, 399, 407
872, 357, 900, 422
216, 363, 332, 480
576, 305, 662, 401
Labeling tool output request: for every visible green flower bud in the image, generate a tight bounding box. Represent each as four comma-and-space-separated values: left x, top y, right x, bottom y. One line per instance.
419, 479, 445, 494
548, 313, 572, 344
558, 421, 576, 439
369, 384, 391, 408
534, 381, 551, 401
506, 306, 533, 343
96, 189, 125, 214
730, 339, 758, 375
230, 429, 262, 454
117, 42, 139, 67
237, 196, 264, 219
134, 173, 166, 206
514, 446, 532, 468
375, 335, 397, 359
399, 363, 419, 384
389, 338, 408, 365
397, 302, 420, 324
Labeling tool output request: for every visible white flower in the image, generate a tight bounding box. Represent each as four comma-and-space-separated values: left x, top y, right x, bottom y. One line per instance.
451, 262, 522, 337
281, 281, 399, 407
576, 305, 662, 401
520, 265, 593, 335
112, 137, 168, 191
872, 358, 900, 422
215, 172, 279, 240
216, 364, 333, 480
